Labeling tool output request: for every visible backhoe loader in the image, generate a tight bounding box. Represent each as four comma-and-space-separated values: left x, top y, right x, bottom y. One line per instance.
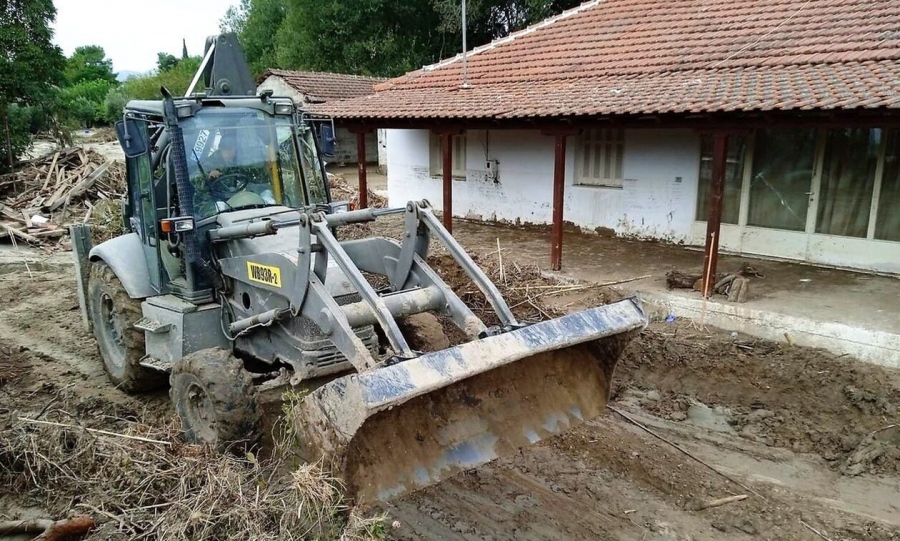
70, 34, 648, 502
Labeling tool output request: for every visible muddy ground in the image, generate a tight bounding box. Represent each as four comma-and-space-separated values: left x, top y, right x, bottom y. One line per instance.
0, 241, 899, 540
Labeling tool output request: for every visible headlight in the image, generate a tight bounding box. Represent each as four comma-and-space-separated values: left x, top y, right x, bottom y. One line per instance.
274, 103, 293, 115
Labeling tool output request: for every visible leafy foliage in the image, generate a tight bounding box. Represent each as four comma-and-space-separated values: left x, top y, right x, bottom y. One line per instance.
433, 0, 582, 42
234, 0, 286, 75
102, 86, 129, 124
274, 0, 453, 77
222, 0, 583, 78
122, 57, 202, 100
64, 45, 117, 86
157, 52, 180, 72
0, 0, 65, 170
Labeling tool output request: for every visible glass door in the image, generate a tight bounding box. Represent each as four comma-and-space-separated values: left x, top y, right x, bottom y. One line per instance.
741, 128, 818, 260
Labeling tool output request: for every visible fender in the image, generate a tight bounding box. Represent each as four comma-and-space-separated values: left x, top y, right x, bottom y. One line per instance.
89, 233, 156, 299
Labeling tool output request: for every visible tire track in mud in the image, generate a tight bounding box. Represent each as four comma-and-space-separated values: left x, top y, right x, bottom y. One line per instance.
383, 432, 652, 541
386, 462, 642, 541
0, 267, 170, 416
0, 270, 101, 381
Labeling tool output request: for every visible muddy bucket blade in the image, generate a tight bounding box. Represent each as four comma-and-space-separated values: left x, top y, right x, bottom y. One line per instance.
293, 298, 647, 502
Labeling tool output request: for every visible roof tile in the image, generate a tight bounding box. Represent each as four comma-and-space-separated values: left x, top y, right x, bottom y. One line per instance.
259, 70, 385, 102
320, 0, 900, 119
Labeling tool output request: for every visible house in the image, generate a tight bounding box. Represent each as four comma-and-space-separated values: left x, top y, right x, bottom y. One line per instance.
257, 69, 385, 166
318, 0, 900, 277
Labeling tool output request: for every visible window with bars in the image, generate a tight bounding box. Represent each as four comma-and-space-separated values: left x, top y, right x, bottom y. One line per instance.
575, 129, 624, 187
429, 133, 467, 178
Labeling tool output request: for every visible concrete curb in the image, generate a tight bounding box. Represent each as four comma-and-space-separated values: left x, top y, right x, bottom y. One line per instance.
634, 288, 900, 370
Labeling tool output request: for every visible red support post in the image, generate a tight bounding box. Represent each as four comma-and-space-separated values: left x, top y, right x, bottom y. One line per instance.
551, 134, 567, 271
442, 133, 453, 233
701, 132, 728, 297
356, 131, 368, 209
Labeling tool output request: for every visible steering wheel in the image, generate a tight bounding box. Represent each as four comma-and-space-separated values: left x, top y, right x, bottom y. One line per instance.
208, 172, 251, 199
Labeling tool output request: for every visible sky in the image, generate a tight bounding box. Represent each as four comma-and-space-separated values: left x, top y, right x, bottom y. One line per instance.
51, 0, 239, 74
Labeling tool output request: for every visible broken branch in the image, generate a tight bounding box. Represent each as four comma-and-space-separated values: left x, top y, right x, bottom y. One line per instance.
694, 494, 747, 511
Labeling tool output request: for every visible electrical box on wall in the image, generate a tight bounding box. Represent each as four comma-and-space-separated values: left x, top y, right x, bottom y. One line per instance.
485, 159, 499, 182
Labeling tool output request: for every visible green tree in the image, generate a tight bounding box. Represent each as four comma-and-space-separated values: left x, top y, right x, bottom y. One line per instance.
221, 0, 249, 35
433, 0, 582, 46
221, 0, 286, 76
0, 0, 65, 171
64, 45, 117, 86
157, 52, 180, 72
58, 79, 112, 127
275, 0, 452, 77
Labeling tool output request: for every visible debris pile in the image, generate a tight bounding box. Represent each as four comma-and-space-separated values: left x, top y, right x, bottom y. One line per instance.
0, 403, 385, 540
327, 171, 387, 209
666, 263, 764, 303
0, 148, 125, 249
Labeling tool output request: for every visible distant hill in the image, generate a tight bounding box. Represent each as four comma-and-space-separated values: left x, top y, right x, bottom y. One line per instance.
116, 70, 144, 82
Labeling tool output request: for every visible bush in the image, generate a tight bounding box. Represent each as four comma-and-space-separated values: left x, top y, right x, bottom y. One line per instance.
122, 57, 201, 100
103, 86, 129, 124
59, 79, 112, 128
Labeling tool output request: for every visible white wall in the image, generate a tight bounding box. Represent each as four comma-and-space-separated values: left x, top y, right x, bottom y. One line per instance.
386, 128, 702, 242
257, 77, 301, 102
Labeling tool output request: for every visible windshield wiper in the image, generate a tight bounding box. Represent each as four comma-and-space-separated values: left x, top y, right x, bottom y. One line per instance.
192, 149, 209, 178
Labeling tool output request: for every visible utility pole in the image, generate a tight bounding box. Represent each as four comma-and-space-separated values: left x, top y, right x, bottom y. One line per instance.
461, 0, 470, 89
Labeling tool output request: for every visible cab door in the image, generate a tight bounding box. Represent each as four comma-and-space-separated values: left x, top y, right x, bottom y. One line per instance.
123, 120, 164, 293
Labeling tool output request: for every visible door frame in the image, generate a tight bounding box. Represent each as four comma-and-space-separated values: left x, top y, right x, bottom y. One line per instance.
692, 128, 900, 274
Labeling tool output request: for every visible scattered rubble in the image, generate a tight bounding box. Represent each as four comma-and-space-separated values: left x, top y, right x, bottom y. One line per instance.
327, 171, 386, 209
665, 263, 764, 302
0, 147, 126, 250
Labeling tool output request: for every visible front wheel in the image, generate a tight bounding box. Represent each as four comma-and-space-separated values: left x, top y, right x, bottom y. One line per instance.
170, 348, 261, 452
87, 261, 166, 393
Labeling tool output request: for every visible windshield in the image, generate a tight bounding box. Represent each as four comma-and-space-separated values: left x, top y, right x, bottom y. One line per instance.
180, 108, 328, 219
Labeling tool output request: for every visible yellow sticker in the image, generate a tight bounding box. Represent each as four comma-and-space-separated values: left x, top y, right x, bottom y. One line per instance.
247, 261, 282, 288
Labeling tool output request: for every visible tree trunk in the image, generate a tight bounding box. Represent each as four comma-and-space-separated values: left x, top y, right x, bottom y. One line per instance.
2, 104, 14, 174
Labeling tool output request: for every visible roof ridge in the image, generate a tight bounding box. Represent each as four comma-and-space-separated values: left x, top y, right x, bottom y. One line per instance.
266, 68, 386, 81
420, 0, 602, 73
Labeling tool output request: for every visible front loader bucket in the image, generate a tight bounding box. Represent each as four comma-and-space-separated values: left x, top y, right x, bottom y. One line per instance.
293, 298, 647, 502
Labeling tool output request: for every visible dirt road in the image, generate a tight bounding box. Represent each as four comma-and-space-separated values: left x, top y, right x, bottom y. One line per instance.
1, 245, 898, 540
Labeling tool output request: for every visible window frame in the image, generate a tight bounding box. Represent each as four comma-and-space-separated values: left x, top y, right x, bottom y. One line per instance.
575, 128, 625, 188
429, 132, 467, 179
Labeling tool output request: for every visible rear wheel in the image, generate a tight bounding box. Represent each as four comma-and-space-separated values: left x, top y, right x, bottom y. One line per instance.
170, 348, 261, 451
88, 261, 166, 393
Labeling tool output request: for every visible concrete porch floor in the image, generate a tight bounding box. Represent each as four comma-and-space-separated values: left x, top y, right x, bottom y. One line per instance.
443, 219, 900, 368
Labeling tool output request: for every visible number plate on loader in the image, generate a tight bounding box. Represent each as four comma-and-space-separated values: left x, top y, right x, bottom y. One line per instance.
247, 262, 282, 287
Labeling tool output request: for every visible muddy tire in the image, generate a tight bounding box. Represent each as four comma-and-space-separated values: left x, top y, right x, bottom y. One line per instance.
398, 312, 451, 352
169, 348, 261, 452
88, 261, 166, 393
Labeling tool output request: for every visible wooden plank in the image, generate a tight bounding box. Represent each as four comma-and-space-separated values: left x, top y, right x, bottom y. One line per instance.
0, 204, 26, 224
61, 161, 110, 207
0, 222, 41, 244
43, 173, 73, 211
41, 152, 60, 190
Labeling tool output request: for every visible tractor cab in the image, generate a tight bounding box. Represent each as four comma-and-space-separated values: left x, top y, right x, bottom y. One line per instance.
117, 96, 333, 303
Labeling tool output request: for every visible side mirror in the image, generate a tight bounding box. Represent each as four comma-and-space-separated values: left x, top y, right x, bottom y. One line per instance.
319, 123, 335, 158
115, 119, 148, 158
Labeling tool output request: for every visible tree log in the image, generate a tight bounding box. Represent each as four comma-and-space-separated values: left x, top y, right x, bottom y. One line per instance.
0, 515, 94, 540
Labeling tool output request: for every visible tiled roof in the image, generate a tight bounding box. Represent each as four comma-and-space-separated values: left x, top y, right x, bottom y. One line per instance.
259, 70, 385, 101
320, 0, 900, 119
